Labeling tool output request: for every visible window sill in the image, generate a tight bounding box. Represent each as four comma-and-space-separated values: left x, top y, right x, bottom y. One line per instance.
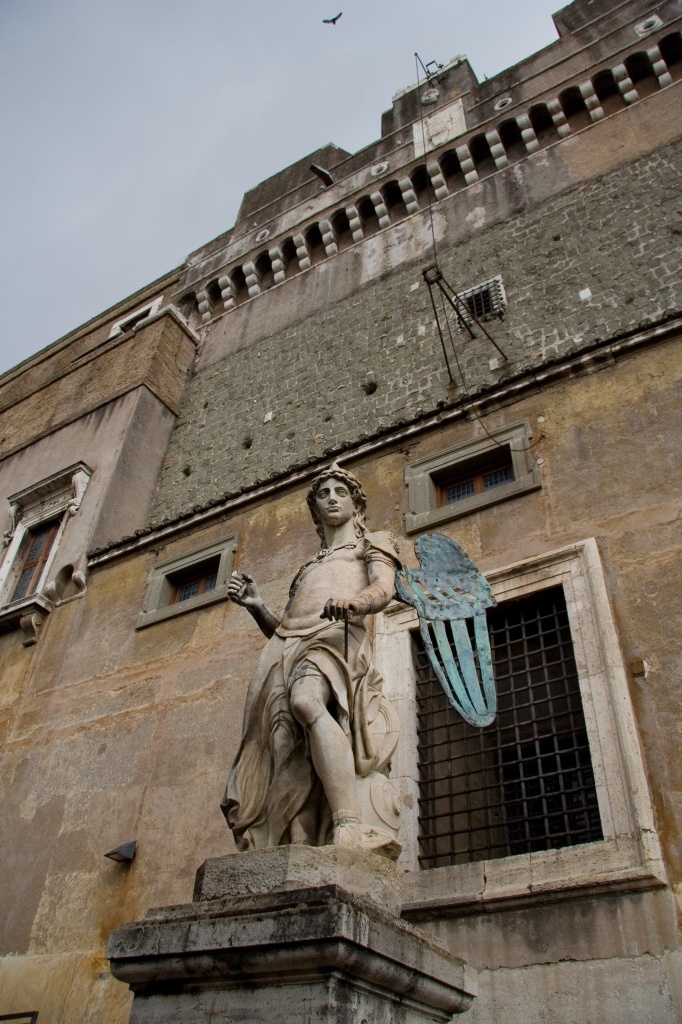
0, 594, 52, 646
405, 474, 540, 532
136, 585, 230, 629
401, 840, 668, 920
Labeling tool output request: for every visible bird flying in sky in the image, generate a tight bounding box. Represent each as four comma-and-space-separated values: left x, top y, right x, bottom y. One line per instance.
323, 12, 343, 25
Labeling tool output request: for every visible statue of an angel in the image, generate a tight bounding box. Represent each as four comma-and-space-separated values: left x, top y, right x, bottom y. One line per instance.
222, 463, 402, 857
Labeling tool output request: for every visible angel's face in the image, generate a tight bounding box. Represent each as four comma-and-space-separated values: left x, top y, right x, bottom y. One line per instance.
315, 477, 354, 527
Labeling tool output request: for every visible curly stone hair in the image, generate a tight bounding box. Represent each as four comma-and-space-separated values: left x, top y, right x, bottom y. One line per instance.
307, 462, 367, 545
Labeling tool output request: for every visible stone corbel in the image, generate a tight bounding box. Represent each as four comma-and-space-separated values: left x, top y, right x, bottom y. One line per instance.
19, 607, 47, 647
3, 502, 21, 547
69, 468, 91, 516
0, 594, 53, 646
43, 566, 88, 606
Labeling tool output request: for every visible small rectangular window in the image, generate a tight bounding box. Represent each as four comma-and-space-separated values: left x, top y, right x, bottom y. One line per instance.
435, 447, 515, 507
405, 420, 541, 532
169, 557, 220, 605
457, 275, 506, 325
414, 586, 602, 869
137, 536, 236, 629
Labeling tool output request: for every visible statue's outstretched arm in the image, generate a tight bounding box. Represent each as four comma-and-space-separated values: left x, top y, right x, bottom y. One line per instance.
228, 571, 280, 639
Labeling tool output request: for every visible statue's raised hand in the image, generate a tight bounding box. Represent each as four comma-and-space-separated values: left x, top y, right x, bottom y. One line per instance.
228, 571, 260, 608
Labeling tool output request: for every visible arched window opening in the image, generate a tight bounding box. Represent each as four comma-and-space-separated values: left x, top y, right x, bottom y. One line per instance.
382, 180, 408, 221
331, 209, 353, 251
559, 87, 592, 130
624, 51, 660, 97
528, 103, 559, 144
177, 292, 201, 328
281, 238, 301, 276
305, 223, 326, 265
469, 134, 496, 177
498, 120, 526, 163
230, 266, 248, 305
439, 150, 465, 190
206, 280, 222, 312
592, 69, 625, 115
357, 196, 380, 236
411, 165, 435, 204
255, 251, 275, 290
659, 32, 682, 80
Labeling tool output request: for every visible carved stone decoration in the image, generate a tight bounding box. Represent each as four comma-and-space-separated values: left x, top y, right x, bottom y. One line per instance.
398, 177, 419, 215
426, 161, 449, 201
242, 261, 262, 299
196, 288, 211, 324
218, 275, 236, 311
455, 143, 479, 185
369, 191, 391, 230
580, 80, 605, 122
516, 113, 540, 153
292, 233, 311, 271
612, 63, 640, 104
318, 219, 338, 258
222, 463, 402, 859
44, 565, 88, 605
547, 97, 572, 136
269, 246, 286, 285
69, 468, 90, 515
19, 608, 46, 646
3, 502, 21, 547
647, 44, 673, 88
485, 128, 509, 169
345, 204, 365, 244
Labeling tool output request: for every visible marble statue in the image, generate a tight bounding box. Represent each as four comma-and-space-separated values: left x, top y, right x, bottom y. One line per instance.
221, 463, 402, 857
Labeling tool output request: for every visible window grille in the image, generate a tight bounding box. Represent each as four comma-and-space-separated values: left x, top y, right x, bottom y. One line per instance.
436, 447, 514, 507
414, 585, 602, 868
170, 560, 219, 605
456, 275, 506, 325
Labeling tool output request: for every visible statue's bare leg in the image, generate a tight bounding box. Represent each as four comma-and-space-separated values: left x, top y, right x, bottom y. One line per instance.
289, 669, 360, 822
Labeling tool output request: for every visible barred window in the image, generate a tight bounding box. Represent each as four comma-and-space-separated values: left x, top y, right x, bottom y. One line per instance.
436, 447, 514, 508
414, 585, 603, 868
457, 275, 506, 324
169, 558, 219, 605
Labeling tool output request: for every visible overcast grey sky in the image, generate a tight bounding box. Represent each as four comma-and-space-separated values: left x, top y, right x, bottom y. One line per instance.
0, 0, 563, 376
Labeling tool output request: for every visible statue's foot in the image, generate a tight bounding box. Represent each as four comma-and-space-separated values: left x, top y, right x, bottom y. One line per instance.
332, 812, 401, 860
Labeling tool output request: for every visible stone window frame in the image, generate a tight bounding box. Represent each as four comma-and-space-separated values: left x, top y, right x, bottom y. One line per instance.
375, 538, 666, 914
404, 420, 541, 533
456, 274, 507, 325
0, 463, 92, 645
0, 463, 92, 607
109, 295, 164, 339
137, 535, 237, 629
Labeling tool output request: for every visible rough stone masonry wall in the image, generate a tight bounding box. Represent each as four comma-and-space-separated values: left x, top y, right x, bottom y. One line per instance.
149, 139, 682, 527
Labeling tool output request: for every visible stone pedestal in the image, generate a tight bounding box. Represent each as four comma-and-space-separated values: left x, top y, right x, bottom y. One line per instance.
107, 847, 477, 1023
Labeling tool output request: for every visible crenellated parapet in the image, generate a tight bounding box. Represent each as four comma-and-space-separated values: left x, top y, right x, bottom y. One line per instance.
173, 20, 682, 329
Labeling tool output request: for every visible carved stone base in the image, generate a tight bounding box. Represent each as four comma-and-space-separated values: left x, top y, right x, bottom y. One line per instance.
108, 848, 477, 1024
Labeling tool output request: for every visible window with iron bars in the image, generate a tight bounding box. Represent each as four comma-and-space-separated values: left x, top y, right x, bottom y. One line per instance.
414, 585, 603, 868
456, 275, 506, 325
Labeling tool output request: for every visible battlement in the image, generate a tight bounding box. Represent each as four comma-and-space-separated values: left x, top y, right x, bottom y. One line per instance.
172, 0, 681, 337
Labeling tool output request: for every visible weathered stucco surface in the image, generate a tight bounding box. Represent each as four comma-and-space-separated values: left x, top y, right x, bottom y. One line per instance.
1, 332, 680, 1020
0, 2, 680, 1019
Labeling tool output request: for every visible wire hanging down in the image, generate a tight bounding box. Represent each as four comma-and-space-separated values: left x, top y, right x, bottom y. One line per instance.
423, 264, 508, 384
